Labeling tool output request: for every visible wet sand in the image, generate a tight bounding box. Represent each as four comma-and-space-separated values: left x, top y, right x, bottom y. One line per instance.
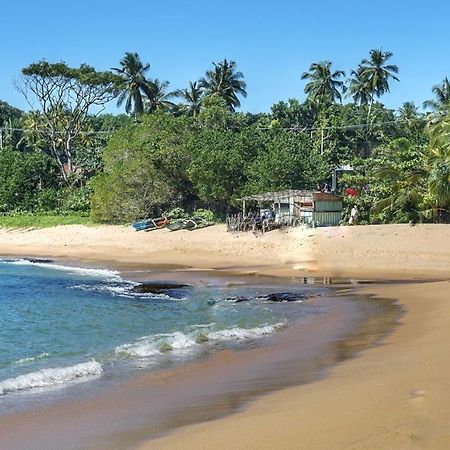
144, 281, 450, 450
0, 276, 400, 450
0, 223, 449, 449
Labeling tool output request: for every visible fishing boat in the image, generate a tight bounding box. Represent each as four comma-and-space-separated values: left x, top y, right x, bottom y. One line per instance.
167, 217, 213, 232
131, 217, 169, 231
166, 219, 186, 231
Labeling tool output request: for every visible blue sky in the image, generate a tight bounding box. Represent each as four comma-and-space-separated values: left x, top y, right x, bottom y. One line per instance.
1, 0, 449, 114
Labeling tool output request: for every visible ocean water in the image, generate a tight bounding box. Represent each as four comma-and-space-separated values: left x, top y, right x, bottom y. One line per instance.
0, 258, 326, 406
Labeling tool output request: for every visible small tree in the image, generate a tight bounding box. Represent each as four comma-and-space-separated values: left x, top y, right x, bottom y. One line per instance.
16, 61, 121, 180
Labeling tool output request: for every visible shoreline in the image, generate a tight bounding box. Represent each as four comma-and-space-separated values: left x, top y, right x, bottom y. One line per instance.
0, 223, 449, 280
1, 223, 449, 449
0, 263, 400, 450
144, 280, 450, 450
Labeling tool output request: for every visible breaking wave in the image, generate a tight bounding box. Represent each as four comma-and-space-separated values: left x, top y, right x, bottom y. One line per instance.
0, 258, 121, 281
0, 360, 103, 395
115, 323, 285, 359
207, 323, 284, 340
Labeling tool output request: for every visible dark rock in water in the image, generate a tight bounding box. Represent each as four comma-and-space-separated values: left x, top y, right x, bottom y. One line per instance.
131, 282, 190, 295
26, 258, 54, 264
224, 296, 251, 303
256, 292, 306, 302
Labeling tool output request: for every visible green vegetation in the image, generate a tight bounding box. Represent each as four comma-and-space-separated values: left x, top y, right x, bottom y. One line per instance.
0, 215, 94, 228
0, 48, 448, 227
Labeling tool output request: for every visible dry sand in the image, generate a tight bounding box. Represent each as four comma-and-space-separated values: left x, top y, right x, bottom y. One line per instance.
1, 223, 449, 278
1, 223, 450, 449
144, 281, 450, 450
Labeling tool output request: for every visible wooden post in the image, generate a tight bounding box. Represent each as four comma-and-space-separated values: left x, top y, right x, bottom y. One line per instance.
243, 199, 246, 217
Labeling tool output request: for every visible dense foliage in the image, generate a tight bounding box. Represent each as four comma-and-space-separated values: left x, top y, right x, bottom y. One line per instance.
0, 48, 448, 224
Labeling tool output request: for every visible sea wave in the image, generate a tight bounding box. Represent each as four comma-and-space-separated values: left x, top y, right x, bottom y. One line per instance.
115, 323, 285, 359
207, 323, 284, 340
0, 360, 103, 395
1, 258, 121, 281
115, 331, 197, 357
13, 353, 49, 365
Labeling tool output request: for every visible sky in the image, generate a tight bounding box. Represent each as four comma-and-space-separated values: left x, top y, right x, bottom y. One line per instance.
1, 0, 449, 114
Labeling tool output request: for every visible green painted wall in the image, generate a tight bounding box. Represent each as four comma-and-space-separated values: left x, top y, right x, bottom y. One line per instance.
314, 201, 343, 212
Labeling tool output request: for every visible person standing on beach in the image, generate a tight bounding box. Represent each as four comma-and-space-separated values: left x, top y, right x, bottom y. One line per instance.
348, 205, 358, 225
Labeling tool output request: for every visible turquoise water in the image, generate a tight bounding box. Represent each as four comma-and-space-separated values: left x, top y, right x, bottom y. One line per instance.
0, 259, 325, 403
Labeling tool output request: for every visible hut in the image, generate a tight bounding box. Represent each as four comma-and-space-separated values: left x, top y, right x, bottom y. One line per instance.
239, 189, 342, 227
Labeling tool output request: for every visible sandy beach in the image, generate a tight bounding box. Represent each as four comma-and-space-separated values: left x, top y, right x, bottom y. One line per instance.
0, 223, 449, 278
1, 223, 450, 449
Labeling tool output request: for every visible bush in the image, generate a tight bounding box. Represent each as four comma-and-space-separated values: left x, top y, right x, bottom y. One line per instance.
0, 148, 59, 213
192, 208, 216, 222
90, 113, 192, 223
60, 186, 92, 213
163, 207, 188, 219
35, 188, 61, 212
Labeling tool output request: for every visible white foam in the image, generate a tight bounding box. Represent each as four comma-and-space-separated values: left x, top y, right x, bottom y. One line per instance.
0, 360, 103, 395
207, 323, 285, 341
3, 259, 121, 281
115, 323, 284, 360
13, 353, 49, 365
115, 331, 197, 358
115, 342, 161, 358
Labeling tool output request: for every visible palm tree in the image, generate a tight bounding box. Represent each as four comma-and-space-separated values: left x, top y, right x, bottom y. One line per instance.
347, 65, 372, 105
398, 101, 424, 135
200, 59, 247, 111
398, 101, 419, 120
112, 52, 155, 117
423, 78, 450, 113
359, 49, 399, 102
424, 118, 450, 220
145, 79, 175, 112
174, 81, 204, 117
301, 61, 346, 103
373, 139, 425, 222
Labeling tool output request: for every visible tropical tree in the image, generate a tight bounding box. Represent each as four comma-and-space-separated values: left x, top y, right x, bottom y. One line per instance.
91, 113, 193, 222
112, 52, 155, 117
17, 61, 119, 180
347, 65, 372, 106
301, 61, 346, 104
358, 49, 399, 110
398, 102, 420, 122
200, 59, 247, 111
423, 117, 450, 220
398, 101, 425, 137
371, 138, 426, 223
423, 77, 450, 113
175, 81, 204, 117
145, 79, 175, 112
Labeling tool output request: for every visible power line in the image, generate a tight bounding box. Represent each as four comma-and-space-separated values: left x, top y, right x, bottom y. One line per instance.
0, 127, 113, 135
257, 118, 408, 132
0, 117, 411, 137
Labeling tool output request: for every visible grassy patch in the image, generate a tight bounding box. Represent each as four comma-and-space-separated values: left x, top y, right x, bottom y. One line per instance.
0, 215, 95, 229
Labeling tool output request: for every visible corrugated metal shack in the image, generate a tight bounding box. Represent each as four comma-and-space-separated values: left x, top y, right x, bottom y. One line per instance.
240, 190, 342, 227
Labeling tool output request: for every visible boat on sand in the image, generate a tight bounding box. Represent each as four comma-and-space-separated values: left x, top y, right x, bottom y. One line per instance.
131, 217, 169, 231
167, 217, 213, 231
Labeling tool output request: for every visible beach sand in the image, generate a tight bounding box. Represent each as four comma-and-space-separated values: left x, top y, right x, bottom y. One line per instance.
1, 223, 449, 449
